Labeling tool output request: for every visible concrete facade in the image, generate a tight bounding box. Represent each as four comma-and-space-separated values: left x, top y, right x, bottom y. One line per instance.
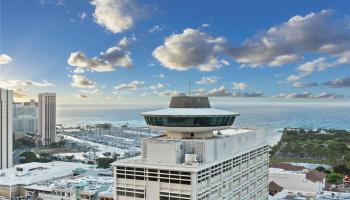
114, 130, 269, 200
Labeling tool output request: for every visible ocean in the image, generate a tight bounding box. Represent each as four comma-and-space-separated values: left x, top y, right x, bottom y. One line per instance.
57, 102, 350, 146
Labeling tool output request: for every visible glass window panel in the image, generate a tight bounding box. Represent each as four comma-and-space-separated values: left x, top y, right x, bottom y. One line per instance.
144, 116, 235, 127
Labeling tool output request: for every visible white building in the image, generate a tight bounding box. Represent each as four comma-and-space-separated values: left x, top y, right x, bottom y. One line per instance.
113, 96, 269, 200
269, 163, 326, 196
13, 100, 38, 135
38, 93, 56, 146
0, 161, 89, 199
0, 88, 13, 170
316, 191, 350, 200
24, 168, 114, 200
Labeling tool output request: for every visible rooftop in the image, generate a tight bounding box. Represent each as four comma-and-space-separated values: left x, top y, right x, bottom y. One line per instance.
269, 181, 284, 192
25, 168, 113, 197
113, 128, 265, 171
0, 161, 89, 186
305, 170, 326, 183
269, 165, 326, 183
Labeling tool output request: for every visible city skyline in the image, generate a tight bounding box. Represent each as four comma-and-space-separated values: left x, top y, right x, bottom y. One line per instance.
1, 0, 350, 104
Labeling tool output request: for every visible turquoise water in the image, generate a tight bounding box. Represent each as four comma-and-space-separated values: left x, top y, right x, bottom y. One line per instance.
57, 102, 350, 145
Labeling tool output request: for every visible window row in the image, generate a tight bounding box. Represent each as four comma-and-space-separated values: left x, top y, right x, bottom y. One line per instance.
160, 192, 191, 200
116, 191, 145, 198
144, 116, 236, 127
116, 167, 191, 176
117, 174, 191, 185
116, 187, 145, 198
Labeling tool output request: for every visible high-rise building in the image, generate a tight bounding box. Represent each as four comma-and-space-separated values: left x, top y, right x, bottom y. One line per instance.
38, 93, 56, 147
0, 88, 13, 169
113, 96, 269, 200
13, 99, 38, 134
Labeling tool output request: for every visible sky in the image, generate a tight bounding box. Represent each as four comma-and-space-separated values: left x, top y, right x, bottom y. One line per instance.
0, 0, 350, 105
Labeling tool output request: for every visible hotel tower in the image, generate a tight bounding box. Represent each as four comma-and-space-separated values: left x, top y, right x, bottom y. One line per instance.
0, 88, 13, 169
113, 96, 269, 200
38, 93, 56, 147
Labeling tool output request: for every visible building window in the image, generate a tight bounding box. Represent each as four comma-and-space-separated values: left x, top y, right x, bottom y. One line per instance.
144, 116, 236, 127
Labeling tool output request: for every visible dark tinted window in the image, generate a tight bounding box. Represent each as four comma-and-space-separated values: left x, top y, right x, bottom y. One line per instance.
144, 116, 235, 127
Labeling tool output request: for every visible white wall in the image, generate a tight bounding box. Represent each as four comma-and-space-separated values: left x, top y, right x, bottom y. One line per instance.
269, 170, 325, 195
147, 142, 184, 164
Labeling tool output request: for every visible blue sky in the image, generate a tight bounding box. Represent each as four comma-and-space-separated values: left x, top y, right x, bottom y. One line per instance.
1, 0, 350, 104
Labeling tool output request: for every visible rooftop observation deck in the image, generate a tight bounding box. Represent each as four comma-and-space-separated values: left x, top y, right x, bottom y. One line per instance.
142, 96, 240, 137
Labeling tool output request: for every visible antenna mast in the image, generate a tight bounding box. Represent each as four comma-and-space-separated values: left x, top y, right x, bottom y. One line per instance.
188, 81, 191, 96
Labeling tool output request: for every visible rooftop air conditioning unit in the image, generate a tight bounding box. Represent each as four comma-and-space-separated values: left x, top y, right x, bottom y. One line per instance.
185, 154, 197, 165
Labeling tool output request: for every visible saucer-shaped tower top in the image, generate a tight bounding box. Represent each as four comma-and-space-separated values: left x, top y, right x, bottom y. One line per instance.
142, 96, 239, 139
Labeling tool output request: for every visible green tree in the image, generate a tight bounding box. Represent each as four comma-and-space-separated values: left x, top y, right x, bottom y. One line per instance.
20, 152, 52, 163
20, 152, 39, 163
333, 164, 350, 175
327, 173, 343, 184
316, 166, 326, 173
96, 157, 116, 168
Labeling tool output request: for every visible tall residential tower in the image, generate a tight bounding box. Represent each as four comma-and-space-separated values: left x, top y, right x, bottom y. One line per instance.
38, 93, 56, 146
113, 96, 269, 200
0, 88, 13, 169
13, 99, 38, 135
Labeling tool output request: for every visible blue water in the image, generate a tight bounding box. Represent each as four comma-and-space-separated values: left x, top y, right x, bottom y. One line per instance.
57, 102, 350, 145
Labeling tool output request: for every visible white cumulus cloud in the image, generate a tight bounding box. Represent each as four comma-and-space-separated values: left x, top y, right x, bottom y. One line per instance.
149, 83, 167, 90
207, 86, 233, 97
67, 46, 132, 72
228, 10, 350, 67
275, 91, 345, 99
0, 80, 54, 88
232, 91, 263, 97
153, 28, 227, 71
90, 0, 143, 33
118, 35, 137, 47
275, 92, 312, 98
296, 57, 330, 73
159, 90, 186, 97
323, 77, 350, 88
292, 82, 318, 88
0, 54, 12, 65
196, 76, 218, 84
148, 25, 164, 33
79, 12, 87, 20
76, 94, 88, 99
71, 74, 97, 89
114, 80, 145, 92
232, 82, 248, 90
